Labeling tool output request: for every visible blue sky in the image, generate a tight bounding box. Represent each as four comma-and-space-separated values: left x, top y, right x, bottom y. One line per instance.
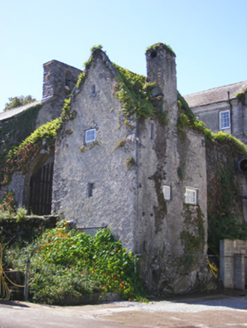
0, 0, 246, 112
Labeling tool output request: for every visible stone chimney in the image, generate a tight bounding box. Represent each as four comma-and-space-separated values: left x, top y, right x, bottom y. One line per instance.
145, 43, 177, 119
42, 60, 82, 102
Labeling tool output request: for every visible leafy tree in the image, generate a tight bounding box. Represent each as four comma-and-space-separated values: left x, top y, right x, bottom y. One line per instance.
4, 95, 36, 112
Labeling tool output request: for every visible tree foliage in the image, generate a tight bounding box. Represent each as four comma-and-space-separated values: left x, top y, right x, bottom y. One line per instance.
4, 95, 36, 112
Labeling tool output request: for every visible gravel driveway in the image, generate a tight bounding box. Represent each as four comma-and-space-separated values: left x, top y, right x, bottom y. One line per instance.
0, 292, 247, 327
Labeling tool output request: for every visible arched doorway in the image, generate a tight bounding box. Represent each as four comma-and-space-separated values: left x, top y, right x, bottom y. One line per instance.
23, 150, 54, 215
29, 157, 54, 215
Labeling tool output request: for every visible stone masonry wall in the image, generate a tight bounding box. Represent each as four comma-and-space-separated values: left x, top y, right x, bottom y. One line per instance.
206, 141, 245, 240
136, 44, 208, 292
192, 99, 247, 144
52, 54, 137, 251
193, 102, 231, 134
220, 239, 247, 289
38, 60, 82, 127
137, 119, 208, 292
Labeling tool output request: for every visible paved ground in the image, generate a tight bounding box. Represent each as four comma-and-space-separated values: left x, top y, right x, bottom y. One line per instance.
0, 291, 247, 327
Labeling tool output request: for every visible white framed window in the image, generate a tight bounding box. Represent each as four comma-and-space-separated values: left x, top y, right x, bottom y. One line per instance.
162, 185, 171, 200
85, 129, 96, 143
219, 110, 230, 130
185, 188, 198, 205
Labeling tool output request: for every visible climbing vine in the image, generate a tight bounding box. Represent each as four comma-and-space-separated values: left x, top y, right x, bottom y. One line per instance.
0, 103, 42, 184
1, 97, 76, 186
0, 44, 105, 187
177, 93, 247, 155
207, 150, 247, 253
177, 93, 247, 253
236, 88, 247, 106
76, 45, 103, 89
113, 64, 168, 129
180, 205, 205, 271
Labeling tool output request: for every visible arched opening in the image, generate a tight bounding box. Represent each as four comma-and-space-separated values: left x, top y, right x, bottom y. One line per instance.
150, 50, 157, 58
29, 157, 54, 215
23, 150, 54, 215
239, 158, 247, 172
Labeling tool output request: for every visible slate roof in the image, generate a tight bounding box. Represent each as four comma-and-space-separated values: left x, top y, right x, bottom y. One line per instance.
0, 100, 43, 121
184, 81, 247, 108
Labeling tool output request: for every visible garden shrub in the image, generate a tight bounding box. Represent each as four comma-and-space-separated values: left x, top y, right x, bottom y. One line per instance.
3, 222, 146, 304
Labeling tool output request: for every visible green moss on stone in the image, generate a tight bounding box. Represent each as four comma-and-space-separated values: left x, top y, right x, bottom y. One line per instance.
145, 43, 176, 57
126, 156, 136, 169
236, 88, 247, 106
113, 64, 168, 128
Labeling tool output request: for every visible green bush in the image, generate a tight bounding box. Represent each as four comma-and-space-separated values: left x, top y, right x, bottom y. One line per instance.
4, 223, 146, 304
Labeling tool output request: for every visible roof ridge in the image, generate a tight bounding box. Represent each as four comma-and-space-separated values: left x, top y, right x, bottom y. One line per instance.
184, 80, 247, 97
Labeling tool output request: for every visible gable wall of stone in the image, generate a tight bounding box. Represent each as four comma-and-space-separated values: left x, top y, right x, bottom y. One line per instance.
52, 57, 137, 251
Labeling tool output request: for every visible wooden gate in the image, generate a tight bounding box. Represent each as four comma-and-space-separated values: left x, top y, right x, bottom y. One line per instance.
29, 162, 54, 215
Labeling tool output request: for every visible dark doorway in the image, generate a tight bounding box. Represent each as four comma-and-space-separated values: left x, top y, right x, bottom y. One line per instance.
29, 161, 54, 215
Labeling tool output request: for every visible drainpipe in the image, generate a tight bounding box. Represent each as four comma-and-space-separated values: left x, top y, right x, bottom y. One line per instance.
228, 91, 233, 134
136, 137, 140, 254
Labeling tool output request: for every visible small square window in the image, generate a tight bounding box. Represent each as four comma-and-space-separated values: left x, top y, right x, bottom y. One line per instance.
85, 129, 96, 143
219, 110, 230, 129
185, 188, 198, 205
162, 185, 171, 200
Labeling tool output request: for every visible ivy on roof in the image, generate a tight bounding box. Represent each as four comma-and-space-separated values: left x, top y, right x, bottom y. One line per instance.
113, 64, 168, 127
76, 45, 103, 89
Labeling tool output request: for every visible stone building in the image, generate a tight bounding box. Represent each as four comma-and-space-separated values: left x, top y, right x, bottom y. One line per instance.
184, 81, 247, 143
1, 43, 246, 292
0, 60, 81, 213
52, 45, 208, 292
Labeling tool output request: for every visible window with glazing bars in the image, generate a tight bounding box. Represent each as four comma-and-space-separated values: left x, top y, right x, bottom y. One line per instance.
85, 129, 96, 143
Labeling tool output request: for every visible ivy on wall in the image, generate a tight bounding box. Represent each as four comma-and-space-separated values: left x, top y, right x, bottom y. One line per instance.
0, 45, 106, 187
0, 103, 42, 184
1, 43, 247, 256
180, 205, 205, 271
1, 97, 76, 186
76, 45, 102, 89
207, 148, 247, 253
177, 94, 247, 252
113, 64, 168, 128
177, 93, 247, 154
236, 88, 247, 106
